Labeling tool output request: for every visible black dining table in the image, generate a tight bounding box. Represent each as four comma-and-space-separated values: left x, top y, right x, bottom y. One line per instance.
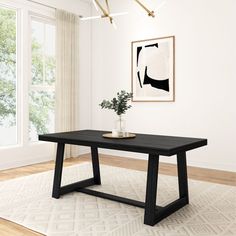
39, 129, 207, 226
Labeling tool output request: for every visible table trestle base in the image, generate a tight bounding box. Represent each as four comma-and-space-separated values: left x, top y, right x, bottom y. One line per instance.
52, 143, 190, 226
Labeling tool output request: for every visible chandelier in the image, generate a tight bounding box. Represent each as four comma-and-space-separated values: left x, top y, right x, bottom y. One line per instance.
81, 0, 165, 27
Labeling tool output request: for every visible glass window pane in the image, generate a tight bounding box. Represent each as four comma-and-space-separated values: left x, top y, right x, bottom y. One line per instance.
45, 57, 55, 86
45, 24, 55, 57
0, 7, 17, 146
31, 20, 44, 85
29, 19, 55, 142
29, 90, 55, 141
45, 24, 55, 86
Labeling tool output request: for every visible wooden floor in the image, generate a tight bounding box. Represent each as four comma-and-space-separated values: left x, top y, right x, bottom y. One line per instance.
0, 154, 236, 235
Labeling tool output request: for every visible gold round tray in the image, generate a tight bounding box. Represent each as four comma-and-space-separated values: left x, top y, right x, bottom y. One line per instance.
102, 133, 136, 139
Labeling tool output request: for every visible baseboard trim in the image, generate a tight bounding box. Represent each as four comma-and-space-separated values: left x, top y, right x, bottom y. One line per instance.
0, 155, 54, 171
97, 149, 236, 172
78, 153, 236, 186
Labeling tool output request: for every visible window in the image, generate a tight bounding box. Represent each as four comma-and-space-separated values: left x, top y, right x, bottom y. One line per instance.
0, 6, 17, 146
29, 18, 56, 141
0, 0, 56, 169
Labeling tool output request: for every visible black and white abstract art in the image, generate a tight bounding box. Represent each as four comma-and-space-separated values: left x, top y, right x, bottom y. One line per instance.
132, 36, 175, 101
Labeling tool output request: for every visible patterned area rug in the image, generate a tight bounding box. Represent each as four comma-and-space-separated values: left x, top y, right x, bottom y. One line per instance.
0, 163, 235, 236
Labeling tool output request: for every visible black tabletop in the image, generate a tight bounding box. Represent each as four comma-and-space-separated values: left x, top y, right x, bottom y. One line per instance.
39, 129, 207, 156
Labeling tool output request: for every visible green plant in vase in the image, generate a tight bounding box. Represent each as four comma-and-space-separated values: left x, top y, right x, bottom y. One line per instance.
99, 90, 133, 136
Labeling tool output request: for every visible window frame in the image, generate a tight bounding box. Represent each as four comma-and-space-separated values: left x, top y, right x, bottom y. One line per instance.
0, 0, 56, 170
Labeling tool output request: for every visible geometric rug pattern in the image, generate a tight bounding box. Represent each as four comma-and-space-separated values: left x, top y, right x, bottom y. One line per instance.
0, 163, 235, 236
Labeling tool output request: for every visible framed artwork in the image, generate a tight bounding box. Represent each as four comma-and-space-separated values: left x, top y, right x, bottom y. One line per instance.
131, 36, 175, 102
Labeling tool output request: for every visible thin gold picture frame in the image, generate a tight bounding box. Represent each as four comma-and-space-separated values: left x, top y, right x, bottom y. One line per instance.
131, 36, 175, 102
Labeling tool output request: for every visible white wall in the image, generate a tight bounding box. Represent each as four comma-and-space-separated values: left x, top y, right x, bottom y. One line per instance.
91, 0, 236, 172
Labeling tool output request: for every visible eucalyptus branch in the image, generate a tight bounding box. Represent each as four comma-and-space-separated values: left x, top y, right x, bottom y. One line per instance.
99, 90, 133, 116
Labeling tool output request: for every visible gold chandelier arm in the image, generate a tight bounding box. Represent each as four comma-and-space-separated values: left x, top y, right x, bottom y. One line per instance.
94, 0, 114, 24
134, 0, 155, 17
105, 0, 110, 14
92, 0, 99, 12
94, 0, 108, 16
105, 0, 113, 23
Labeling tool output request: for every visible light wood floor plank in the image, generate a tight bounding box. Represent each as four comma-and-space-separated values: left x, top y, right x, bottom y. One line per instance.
0, 218, 43, 236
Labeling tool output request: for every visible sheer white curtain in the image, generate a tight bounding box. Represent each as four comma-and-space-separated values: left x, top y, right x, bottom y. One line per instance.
55, 9, 79, 158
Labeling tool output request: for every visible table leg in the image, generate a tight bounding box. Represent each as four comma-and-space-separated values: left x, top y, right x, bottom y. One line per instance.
52, 143, 65, 199
91, 147, 101, 185
144, 154, 159, 225
177, 152, 189, 203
